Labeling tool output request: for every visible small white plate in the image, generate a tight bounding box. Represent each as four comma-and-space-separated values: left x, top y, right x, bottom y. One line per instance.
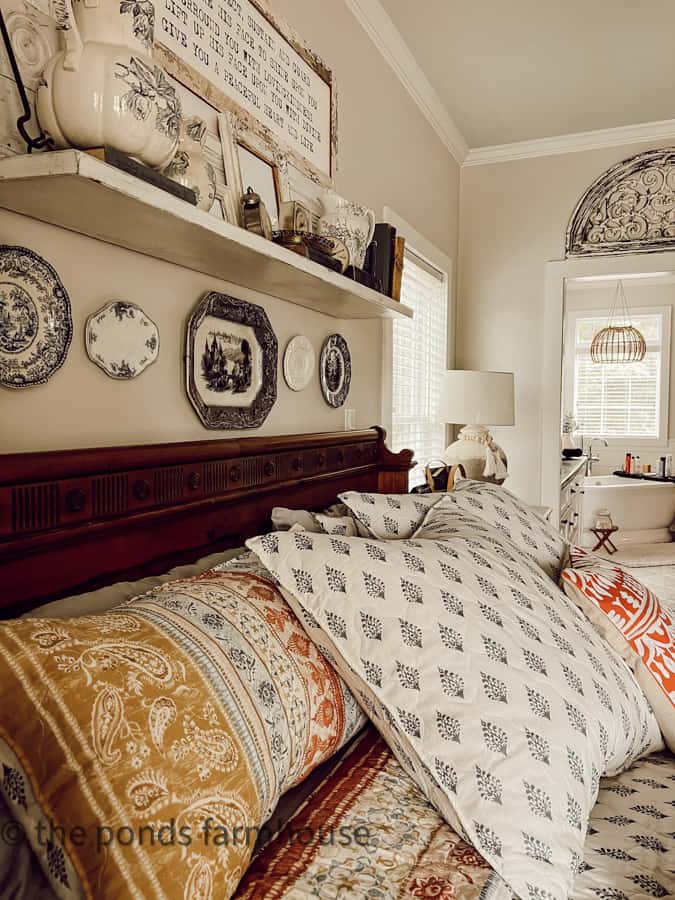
86, 301, 159, 379
283, 335, 315, 391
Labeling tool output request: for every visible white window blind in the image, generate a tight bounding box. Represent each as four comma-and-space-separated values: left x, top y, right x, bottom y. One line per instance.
571, 311, 669, 440
391, 249, 448, 484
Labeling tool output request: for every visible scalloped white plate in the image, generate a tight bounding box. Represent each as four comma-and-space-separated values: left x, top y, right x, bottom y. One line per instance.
86, 301, 159, 379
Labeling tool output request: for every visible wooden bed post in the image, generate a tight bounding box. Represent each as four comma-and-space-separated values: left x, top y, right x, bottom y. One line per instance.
374, 427, 414, 493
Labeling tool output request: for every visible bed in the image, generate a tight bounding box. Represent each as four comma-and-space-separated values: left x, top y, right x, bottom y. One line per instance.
0, 429, 672, 900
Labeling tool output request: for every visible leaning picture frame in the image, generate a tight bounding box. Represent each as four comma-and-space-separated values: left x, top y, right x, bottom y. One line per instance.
186, 291, 278, 430
171, 87, 239, 225
218, 111, 291, 229
203, 129, 239, 224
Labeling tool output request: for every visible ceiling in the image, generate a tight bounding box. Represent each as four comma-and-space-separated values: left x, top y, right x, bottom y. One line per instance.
381, 0, 675, 148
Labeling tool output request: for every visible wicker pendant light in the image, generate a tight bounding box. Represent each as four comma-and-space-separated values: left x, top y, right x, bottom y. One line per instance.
590, 280, 647, 364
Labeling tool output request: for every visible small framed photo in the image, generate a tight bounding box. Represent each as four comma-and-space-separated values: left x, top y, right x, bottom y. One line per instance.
286, 162, 324, 232
218, 111, 290, 230
186, 292, 278, 429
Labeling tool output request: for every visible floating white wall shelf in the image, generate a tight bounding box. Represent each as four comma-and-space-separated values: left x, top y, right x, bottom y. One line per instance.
0, 150, 413, 321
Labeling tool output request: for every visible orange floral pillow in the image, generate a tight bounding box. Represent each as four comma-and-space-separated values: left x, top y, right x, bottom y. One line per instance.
561, 557, 675, 751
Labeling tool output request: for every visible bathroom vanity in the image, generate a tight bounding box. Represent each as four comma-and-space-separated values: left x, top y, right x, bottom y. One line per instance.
559, 456, 586, 543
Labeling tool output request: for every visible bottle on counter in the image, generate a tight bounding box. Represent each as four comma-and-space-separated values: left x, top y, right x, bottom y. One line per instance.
667, 455, 673, 477
636, 455, 641, 474
625, 453, 632, 474
659, 457, 667, 477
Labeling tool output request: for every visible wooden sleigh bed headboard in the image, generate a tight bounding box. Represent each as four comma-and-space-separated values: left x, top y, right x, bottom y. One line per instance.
0, 427, 413, 617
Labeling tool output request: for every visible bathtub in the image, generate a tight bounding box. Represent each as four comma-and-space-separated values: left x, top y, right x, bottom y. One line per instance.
581, 475, 675, 547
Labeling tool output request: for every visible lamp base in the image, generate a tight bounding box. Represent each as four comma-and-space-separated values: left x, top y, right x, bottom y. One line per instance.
441, 424, 508, 484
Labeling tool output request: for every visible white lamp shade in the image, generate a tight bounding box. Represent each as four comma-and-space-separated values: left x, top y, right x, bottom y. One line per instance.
439, 370, 515, 426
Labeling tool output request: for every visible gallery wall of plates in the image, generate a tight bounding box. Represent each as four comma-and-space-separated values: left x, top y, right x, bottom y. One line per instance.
0, 211, 366, 452
0, 241, 351, 419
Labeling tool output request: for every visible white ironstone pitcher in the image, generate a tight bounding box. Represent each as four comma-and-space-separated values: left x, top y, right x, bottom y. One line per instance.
319, 190, 375, 269
37, 0, 181, 169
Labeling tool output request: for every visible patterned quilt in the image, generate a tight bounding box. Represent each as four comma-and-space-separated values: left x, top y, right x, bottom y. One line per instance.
235, 727, 675, 900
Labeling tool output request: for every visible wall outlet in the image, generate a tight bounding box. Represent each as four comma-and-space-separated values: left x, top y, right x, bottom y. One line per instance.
344, 408, 356, 431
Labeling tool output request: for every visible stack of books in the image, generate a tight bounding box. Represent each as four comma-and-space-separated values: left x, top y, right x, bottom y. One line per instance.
346, 223, 405, 299
370, 224, 406, 301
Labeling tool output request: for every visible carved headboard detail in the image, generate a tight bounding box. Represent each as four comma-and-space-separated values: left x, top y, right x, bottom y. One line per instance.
0, 428, 413, 616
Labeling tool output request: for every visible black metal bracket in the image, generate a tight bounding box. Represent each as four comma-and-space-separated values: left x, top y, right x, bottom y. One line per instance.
0, 8, 53, 153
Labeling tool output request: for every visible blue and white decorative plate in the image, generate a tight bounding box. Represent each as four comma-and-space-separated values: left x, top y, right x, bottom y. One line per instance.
85, 301, 159, 379
0, 246, 72, 389
320, 332, 351, 408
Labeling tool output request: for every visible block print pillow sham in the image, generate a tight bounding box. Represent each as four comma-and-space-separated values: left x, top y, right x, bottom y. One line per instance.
428, 483, 567, 579
313, 513, 362, 536
247, 521, 662, 900
271, 504, 369, 537
0, 568, 364, 899
338, 491, 441, 539
561, 554, 675, 752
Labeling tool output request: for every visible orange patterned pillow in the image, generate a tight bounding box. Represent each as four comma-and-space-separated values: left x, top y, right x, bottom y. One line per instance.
561, 561, 675, 751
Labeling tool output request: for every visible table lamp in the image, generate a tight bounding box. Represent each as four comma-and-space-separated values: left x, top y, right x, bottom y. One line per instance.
439, 370, 515, 484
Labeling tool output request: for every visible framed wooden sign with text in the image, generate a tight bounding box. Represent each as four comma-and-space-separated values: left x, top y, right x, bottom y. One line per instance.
154, 0, 337, 186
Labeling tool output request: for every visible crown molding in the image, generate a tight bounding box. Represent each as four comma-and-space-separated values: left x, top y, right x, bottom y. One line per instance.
345, 0, 675, 169
464, 118, 675, 167
344, 0, 468, 165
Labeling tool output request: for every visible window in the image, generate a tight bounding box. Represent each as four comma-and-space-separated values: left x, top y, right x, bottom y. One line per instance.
566, 308, 671, 442
391, 249, 448, 484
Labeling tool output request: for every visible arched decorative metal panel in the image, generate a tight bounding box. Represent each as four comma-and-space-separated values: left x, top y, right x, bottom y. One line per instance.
566, 147, 675, 257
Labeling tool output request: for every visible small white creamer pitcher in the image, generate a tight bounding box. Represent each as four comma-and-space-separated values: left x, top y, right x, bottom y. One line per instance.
319, 190, 375, 269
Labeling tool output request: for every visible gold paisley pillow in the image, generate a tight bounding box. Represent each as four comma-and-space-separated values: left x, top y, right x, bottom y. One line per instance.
0, 568, 364, 899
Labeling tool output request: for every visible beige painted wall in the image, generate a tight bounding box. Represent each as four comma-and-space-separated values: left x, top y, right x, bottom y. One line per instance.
0, 2, 459, 453
276, 0, 459, 263
458, 138, 674, 504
